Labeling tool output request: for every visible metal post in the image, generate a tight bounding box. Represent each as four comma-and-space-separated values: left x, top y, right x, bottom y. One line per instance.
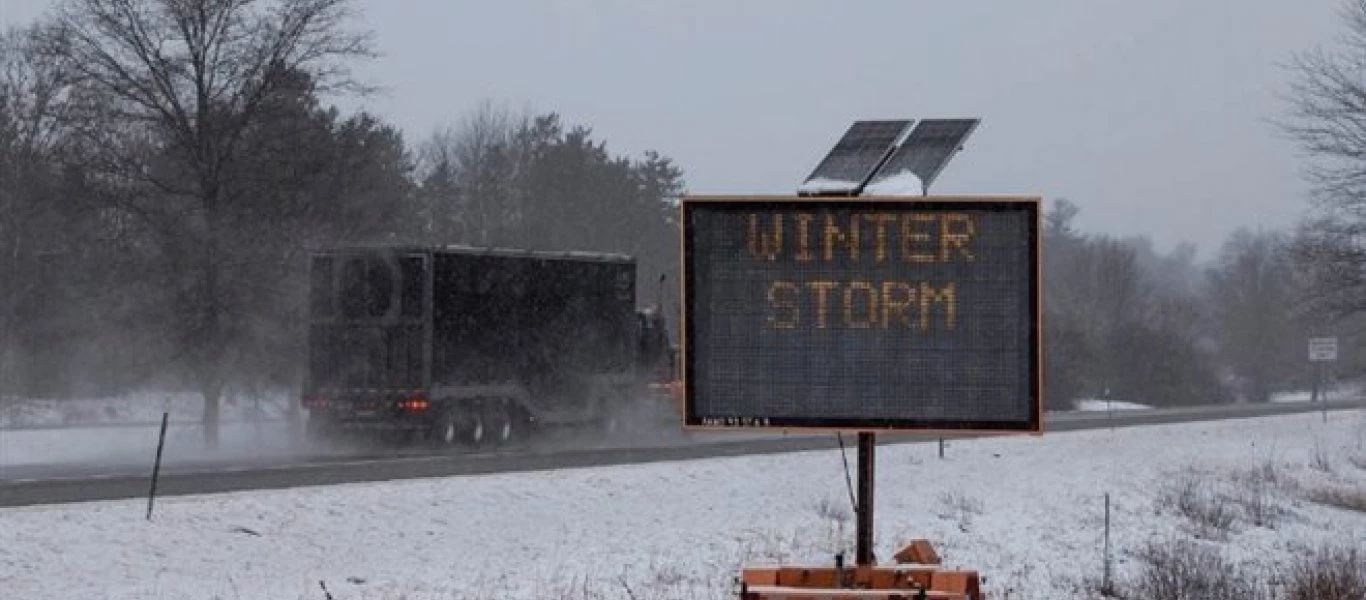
856, 432, 876, 566
147, 411, 169, 521
1311, 364, 1321, 403
1320, 362, 1328, 424
1102, 492, 1112, 594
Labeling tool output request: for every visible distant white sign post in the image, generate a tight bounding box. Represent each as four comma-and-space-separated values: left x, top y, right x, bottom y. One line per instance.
1308, 337, 1337, 419
1309, 337, 1338, 362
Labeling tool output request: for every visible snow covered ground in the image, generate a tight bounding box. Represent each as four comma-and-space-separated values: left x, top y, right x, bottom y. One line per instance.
0, 420, 308, 470
0, 391, 292, 429
796, 177, 858, 194
1067, 378, 1364, 411
1072, 399, 1152, 411
2, 410, 1363, 599
1271, 379, 1365, 404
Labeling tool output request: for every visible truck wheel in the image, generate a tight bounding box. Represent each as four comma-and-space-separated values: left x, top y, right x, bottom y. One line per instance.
433, 409, 462, 449
466, 408, 487, 449
596, 405, 622, 439
484, 400, 516, 447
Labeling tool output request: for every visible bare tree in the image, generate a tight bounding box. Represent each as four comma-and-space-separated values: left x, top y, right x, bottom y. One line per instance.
415, 102, 686, 314
1039, 199, 1228, 407
34, 0, 375, 445
1281, 0, 1366, 319
415, 101, 533, 246
0, 25, 75, 400
1207, 229, 1301, 402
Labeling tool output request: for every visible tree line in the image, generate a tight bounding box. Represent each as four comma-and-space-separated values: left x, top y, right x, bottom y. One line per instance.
1042, 199, 1364, 410
2, 0, 1364, 441
0, 0, 683, 443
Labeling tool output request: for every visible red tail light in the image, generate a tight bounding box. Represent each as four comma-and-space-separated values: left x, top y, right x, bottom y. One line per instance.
398, 396, 430, 412
302, 395, 328, 409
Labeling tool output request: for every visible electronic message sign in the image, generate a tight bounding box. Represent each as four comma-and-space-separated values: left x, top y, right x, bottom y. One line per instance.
681, 195, 1041, 433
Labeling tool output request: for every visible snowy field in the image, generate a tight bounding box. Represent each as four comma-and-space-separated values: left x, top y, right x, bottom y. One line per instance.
1271, 379, 1365, 404
0, 420, 310, 470
0, 391, 291, 429
2, 410, 1364, 599
1067, 379, 1364, 412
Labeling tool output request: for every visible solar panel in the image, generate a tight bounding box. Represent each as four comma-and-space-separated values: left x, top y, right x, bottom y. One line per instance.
864, 118, 979, 195
798, 119, 913, 196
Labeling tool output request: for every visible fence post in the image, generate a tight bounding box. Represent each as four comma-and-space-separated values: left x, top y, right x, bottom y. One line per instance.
1102, 492, 1112, 595
146, 411, 169, 521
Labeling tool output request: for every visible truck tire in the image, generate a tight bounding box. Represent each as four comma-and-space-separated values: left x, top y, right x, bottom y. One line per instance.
483, 400, 514, 447
466, 405, 488, 449
595, 400, 622, 439
432, 407, 463, 449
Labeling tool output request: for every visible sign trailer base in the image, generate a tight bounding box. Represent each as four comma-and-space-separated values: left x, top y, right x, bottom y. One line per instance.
737, 539, 983, 600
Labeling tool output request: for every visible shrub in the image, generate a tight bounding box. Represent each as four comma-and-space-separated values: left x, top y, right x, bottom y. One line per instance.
1305, 485, 1366, 514
1114, 537, 1270, 600
1156, 470, 1237, 539
1280, 545, 1366, 600
1229, 462, 1291, 528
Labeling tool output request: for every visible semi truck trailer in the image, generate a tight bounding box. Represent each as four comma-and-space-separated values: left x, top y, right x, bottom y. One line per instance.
300, 244, 676, 448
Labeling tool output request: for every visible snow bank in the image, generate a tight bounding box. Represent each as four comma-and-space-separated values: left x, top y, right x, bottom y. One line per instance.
3, 410, 1363, 599
1271, 378, 1365, 404
797, 177, 858, 193
862, 170, 924, 195
1, 421, 305, 469
1073, 398, 1152, 411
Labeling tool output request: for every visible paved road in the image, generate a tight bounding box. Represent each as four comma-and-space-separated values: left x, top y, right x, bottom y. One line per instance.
0, 419, 726, 481
1, 399, 1360, 508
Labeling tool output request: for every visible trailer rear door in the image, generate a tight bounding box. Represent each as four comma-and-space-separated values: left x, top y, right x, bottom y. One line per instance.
305, 251, 430, 396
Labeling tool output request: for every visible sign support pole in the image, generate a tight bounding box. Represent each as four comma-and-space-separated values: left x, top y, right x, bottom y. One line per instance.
1320, 361, 1328, 423
856, 432, 876, 566
1311, 366, 1321, 403
1308, 337, 1338, 420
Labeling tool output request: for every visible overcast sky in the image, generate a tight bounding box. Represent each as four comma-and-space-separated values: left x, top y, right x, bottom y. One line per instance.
1, 0, 1346, 258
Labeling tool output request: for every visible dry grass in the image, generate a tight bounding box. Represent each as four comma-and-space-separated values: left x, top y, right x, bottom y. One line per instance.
1350, 454, 1366, 471
1350, 416, 1366, 471
1310, 442, 1334, 473
1280, 545, 1366, 600
1305, 484, 1366, 514
1155, 469, 1238, 539
1102, 537, 1271, 600
936, 491, 985, 532
1349, 414, 1366, 471
1228, 461, 1294, 528
812, 496, 852, 525
1094, 538, 1365, 600
1156, 461, 1305, 535
806, 496, 854, 560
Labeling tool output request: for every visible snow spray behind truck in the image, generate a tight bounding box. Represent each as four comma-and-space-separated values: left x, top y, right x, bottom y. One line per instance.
300, 244, 677, 448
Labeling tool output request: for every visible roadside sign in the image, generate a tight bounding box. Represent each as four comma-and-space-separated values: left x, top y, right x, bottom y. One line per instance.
680, 194, 1042, 433
1309, 337, 1338, 362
